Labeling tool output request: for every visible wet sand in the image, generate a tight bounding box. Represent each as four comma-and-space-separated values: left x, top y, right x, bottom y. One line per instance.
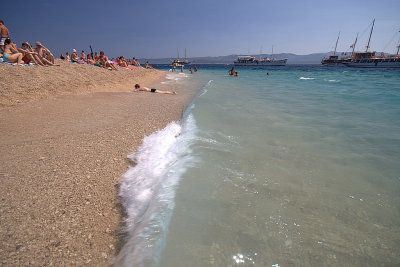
0, 62, 193, 265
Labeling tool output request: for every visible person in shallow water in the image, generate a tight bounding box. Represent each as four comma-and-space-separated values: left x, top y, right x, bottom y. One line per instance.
133, 84, 177, 94
229, 67, 235, 76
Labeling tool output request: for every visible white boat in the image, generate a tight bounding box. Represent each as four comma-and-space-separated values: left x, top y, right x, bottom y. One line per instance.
343, 19, 400, 68
172, 48, 191, 66
234, 46, 287, 66
172, 59, 191, 65
234, 56, 287, 66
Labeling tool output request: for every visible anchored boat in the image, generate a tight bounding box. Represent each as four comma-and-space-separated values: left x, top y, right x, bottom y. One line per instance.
321, 32, 351, 65
343, 19, 400, 68
234, 56, 287, 66
234, 46, 287, 66
343, 52, 400, 68
172, 48, 191, 66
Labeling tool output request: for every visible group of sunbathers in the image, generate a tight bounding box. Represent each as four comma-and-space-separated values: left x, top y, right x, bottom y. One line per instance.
59, 49, 144, 71
1, 39, 58, 66
60, 49, 118, 70
1, 20, 58, 66
1, 19, 147, 71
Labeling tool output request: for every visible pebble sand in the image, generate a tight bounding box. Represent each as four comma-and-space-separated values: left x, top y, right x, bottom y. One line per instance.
0, 61, 192, 265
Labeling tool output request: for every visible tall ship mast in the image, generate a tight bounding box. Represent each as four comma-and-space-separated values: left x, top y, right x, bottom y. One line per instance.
365, 19, 375, 52
172, 48, 191, 66
350, 33, 358, 57
321, 32, 349, 65
343, 19, 400, 68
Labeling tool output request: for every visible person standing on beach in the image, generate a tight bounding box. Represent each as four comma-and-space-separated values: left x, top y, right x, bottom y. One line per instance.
194, 65, 198, 72
0, 20, 10, 52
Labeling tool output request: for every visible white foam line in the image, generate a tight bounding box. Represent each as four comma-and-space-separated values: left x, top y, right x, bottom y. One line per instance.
116, 114, 197, 266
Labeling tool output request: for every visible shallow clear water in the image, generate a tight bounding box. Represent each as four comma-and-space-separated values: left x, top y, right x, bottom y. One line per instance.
118, 65, 400, 266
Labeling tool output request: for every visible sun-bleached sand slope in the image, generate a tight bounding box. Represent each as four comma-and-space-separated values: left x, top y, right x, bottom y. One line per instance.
0, 60, 166, 107
0, 61, 194, 265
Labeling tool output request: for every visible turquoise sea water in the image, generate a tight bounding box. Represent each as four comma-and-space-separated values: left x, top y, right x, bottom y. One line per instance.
117, 65, 400, 266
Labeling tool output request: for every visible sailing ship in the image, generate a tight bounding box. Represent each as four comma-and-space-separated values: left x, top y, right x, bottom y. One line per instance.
234, 46, 287, 66
343, 19, 400, 68
234, 56, 287, 66
321, 32, 350, 65
172, 48, 191, 66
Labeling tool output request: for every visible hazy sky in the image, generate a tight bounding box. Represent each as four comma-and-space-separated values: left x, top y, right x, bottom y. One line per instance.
3, 0, 400, 58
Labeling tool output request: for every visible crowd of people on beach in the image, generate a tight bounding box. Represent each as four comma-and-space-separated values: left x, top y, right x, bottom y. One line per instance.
1, 19, 182, 96
0, 19, 145, 71
59, 50, 144, 71
1, 20, 59, 66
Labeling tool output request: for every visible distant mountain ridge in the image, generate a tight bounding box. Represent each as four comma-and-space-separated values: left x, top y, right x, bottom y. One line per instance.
139, 52, 355, 64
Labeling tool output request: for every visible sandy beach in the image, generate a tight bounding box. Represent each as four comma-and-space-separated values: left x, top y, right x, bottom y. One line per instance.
0, 61, 194, 265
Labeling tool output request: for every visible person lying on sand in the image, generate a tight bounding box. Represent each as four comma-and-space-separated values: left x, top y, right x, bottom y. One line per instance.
2, 39, 23, 64
133, 84, 177, 94
18, 42, 45, 65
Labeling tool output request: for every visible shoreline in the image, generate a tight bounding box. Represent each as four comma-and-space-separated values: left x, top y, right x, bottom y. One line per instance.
0, 62, 196, 265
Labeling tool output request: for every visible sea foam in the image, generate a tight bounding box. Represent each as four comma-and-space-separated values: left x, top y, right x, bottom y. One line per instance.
161, 72, 189, 84
116, 114, 197, 266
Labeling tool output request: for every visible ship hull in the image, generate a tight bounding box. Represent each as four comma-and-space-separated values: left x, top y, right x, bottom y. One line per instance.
343, 60, 400, 68
234, 59, 287, 66
321, 59, 349, 65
